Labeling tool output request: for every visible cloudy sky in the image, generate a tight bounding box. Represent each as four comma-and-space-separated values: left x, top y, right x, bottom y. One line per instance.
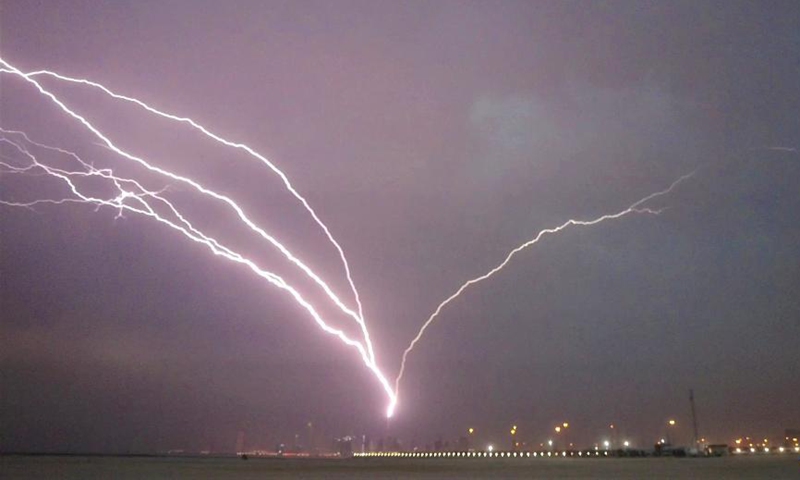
1, 0, 798, 453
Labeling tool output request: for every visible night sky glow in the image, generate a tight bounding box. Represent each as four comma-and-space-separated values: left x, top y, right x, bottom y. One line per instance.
1, 1, 798, 454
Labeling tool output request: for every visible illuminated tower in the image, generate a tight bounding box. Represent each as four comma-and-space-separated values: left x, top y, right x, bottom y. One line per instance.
689, 389, 700, 448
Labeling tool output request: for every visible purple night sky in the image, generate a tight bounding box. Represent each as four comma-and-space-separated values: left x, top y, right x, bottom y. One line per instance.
1, 1, 798, 453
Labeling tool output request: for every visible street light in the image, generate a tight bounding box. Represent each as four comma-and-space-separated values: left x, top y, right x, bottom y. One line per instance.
605, 424, 617, 449
554, 422, 569, 449
667, 419, 676, 445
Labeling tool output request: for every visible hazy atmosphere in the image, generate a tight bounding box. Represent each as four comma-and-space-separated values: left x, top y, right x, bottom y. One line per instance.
1, 1, 798, 454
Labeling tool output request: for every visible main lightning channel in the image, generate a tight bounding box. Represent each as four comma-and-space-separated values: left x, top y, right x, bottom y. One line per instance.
25, 67, 371, 355
393, 172, 695, 400
0, 130, 400, 416
0, 134, 378, 369
0, 59, 396, 416
0, 59, 375, 366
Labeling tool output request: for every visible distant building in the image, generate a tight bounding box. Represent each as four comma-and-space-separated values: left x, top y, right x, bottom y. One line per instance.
387, 436, 401, 451
336, 436, 353, 457
705, 444, 728, 456
457, 436, 469, 451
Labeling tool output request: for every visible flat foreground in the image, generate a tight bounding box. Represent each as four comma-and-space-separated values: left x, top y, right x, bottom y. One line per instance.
2, 454, 798, 479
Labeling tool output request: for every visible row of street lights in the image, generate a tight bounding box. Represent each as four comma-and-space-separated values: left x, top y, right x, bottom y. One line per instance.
468, 419, 680, 451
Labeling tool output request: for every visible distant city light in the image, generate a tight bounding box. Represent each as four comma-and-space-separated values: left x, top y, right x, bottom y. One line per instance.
603, 441, 610, 448
563, 422, 569, 428
487, 445, 494, 452
668, 419, 676, 426
555, 426, 561, 433
623, 441, 630, 447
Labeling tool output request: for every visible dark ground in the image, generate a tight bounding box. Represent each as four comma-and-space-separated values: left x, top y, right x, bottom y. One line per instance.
2, 454, 798, 479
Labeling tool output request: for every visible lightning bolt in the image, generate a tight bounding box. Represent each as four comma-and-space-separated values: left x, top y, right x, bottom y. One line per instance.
0, 57, 397, 416
0, 60, 376, 365
1, 56, 696, 420
0, 127, 400, 416
0, 132, 384, 375
393, 172, 695, 400
17, 67, 371, 341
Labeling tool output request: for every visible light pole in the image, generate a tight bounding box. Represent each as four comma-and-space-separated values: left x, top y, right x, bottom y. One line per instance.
667, 419, 676, 445
608, 423, 616, 449
554, 422, 569, 450
510, 425, 517, 450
